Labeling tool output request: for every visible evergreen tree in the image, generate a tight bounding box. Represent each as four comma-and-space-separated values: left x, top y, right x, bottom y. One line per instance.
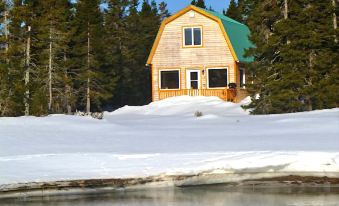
0, 0, 10, 116
191, 0, 206, 9
195, 0, 206, 9
159, 1, 170, 21
71, 0, 110, 113
225, 0, 242, 22
104, 0, 129, 107
244, 0, 338, 114
34, 0, 73, 114
125, 0, 159, 105
6, 0, 37, 116
234, 0, 259, 24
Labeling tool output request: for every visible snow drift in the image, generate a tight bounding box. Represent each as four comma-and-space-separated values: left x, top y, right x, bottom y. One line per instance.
0, 96, 338, 189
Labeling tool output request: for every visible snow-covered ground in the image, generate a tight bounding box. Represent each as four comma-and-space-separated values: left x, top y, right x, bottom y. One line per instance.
0, 96, 338, 187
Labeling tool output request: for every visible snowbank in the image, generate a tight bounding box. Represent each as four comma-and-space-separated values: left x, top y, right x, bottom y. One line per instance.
0, 96, 338, 189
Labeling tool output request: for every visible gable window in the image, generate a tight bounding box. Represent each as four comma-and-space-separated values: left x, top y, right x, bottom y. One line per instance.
240, 68, 245, 88
183, 27, 202, 47
160, 70, 180, 90
208, 68, 228, 88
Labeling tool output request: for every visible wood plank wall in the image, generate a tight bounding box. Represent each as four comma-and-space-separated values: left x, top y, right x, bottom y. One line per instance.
151, 10, 236, 101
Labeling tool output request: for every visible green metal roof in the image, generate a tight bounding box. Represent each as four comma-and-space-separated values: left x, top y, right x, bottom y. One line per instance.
201, 9, 254, 63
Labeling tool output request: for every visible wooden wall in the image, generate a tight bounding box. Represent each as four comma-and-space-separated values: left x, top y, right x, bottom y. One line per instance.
151, 10, 236, 101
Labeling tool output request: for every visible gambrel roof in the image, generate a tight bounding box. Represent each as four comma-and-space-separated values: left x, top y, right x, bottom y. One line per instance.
201, 8, 254, 63
147, 5, 254, 64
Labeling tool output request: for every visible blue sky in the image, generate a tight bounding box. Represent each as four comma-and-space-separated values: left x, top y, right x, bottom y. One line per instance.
154, 0, 230, 13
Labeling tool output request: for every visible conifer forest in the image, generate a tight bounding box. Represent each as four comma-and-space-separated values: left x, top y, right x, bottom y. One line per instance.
0, 0, 338, 116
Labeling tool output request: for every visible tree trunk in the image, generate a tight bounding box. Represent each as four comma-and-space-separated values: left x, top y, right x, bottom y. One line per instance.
48, 27, 53, 112
4, 11, 8, 56
86, 24, 91, 114
284, 0, 288, 20
63, 53, 72, 115
284, 0, 291, 44
333, 0, 337, 42
24, 26, 31, 116
66, 84, 72, 115
86, 77, 90, 114
305, 51, 314, 111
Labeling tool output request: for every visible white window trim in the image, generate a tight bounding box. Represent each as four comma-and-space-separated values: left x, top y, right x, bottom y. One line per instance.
182, 26, 203, 47
159, 69, 181, 90
240, 68, 246, 89
186, 69, 201, 89
206, 67, 229, 89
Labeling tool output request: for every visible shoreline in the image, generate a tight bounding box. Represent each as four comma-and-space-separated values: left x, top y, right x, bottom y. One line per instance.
1, 173, 339, 199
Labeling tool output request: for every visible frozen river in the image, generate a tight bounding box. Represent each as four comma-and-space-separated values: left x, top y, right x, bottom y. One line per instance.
2, 186, 339, 206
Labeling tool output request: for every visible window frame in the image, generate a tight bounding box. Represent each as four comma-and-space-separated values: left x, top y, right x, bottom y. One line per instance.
182, 26, 203, 48
186, 68, 201, 90
207, 67, 229, 89
158, 69, 181, 90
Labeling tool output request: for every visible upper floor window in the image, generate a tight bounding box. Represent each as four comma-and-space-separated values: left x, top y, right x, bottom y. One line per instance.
183, 26, 202, 47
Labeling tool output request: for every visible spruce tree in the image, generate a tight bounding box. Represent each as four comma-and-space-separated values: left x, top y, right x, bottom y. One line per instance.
8, 0, 41, 115
71, 0, 109, 113
159, 1, 170, 21
195, 0, 206, 9
35, 0, 73, 114
225, 0, 242, 22
244, 0, 338, 114
191, 0, 206, 9
127, 0, 159, 105
0, 0, 10, 116
104, 0, 129, 107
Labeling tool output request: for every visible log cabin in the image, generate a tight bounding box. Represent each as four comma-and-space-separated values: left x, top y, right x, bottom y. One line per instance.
146, 5, 254, 102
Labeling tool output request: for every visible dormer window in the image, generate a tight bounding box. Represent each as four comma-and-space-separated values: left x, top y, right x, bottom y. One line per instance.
183, 26, 202, 47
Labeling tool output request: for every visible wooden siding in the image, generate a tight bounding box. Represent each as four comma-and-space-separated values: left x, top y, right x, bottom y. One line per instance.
151, 10, 236, 101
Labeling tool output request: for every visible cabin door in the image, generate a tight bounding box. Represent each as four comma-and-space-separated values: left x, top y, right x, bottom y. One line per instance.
186, 69, 200, 90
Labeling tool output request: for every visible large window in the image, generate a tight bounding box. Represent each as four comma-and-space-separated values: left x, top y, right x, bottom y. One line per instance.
183, 27, 202, 47
160, 70, 180, 90
208, 68, 228, 88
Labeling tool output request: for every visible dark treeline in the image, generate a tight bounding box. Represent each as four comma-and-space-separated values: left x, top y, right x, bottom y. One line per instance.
1, 0, 338, 116
0, 0, 170, 116
226, 0, 338, 114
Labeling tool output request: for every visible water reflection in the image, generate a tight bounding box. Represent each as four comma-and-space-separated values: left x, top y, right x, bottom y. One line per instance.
2, 186, 339, 206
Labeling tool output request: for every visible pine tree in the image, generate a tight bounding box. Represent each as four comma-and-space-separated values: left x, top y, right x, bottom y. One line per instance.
191, 0, 206, 9
104, 0, 129, 107
4, 0, 26, 116
244, 0, 338, 114
159, 1, 170, 21
225, 0, 242, 22
196, 0, 206, 9
71, 0, 109, 113
8, 0, 40, 116
244, 0, 291, 114
125, 0, 159, 105
34, 0, 73, 114
0, 0, 10, 116
238, 0, 259, 24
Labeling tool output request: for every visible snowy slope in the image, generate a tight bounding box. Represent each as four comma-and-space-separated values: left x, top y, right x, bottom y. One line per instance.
0, 96, 338, 186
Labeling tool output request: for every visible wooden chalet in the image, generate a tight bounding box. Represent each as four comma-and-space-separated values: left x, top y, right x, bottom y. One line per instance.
147, 5, 254, 102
